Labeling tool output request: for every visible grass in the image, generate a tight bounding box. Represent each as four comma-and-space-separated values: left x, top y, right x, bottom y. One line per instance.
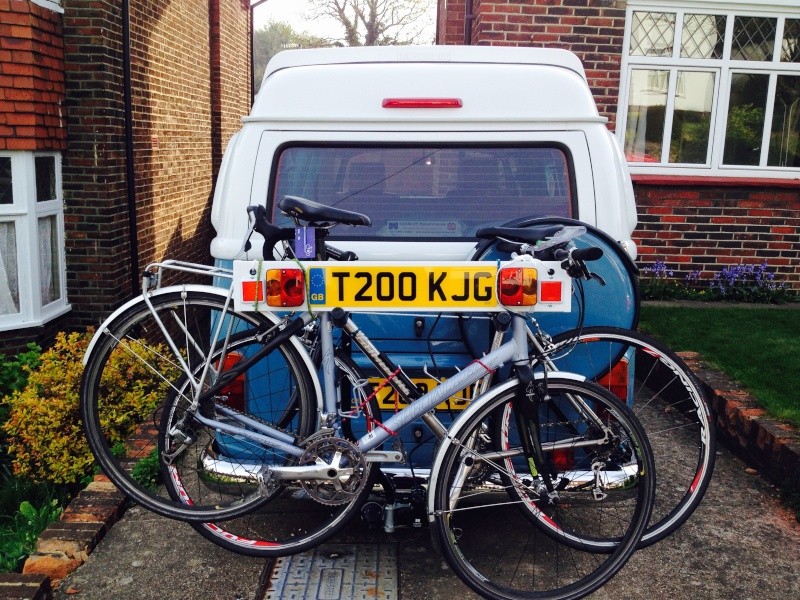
639, 304, 800, 428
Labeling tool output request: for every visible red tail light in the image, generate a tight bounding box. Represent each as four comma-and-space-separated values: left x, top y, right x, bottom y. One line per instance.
598, 358, 630, 402
266, 268, 305, 307
551, 448, 574, 472
498, 267, 537, 306
382, 97, 463, 108
217, 352, 245, 412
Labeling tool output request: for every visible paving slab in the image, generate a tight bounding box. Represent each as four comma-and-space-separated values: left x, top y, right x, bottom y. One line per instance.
52, 443, 800, 600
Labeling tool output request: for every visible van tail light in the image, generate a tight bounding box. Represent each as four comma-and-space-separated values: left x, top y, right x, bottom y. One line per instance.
598, 357, 630, 402
382, 98, 463, 108
217, 352, 246, 412
551, 448, 574, 472
498, 267, 537, 306
266, 268, 305, 307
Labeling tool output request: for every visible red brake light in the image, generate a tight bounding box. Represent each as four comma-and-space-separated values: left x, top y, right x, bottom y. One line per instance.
551, 448, 574, 472
217, 352, 246, 412
598, 358, 630, 402
382, 98, 463, 109
498, 267, 537, 306
266, 268, 305, 307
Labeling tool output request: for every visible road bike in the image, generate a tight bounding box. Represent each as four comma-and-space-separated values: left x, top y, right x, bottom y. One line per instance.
80, 196, 656, 599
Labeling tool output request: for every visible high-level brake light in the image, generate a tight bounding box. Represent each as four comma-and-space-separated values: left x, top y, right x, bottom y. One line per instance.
382, 98, 463, 109
498, 267, 537, 306
266, 268, 305, 307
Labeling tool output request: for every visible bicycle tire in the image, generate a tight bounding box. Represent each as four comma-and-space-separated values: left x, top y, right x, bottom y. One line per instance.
430, 376, 655, 599
80, 288, 317, 522
181, 350, 382, 556
543, 326, 715, 548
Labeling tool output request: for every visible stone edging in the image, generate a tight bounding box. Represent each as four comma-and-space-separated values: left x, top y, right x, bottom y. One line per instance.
2, 355, 799, 599
680, 351, 800, 493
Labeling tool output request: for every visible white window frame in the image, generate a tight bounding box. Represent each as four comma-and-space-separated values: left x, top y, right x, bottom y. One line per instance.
618, 0, 800, 179
0, 151, 70, 331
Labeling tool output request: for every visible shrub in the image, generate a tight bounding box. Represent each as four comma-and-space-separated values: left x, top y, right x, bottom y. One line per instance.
0, 344, 43, 468
0, 498, 62, 572
2, 331, 177, 485
0, 344, 42, 401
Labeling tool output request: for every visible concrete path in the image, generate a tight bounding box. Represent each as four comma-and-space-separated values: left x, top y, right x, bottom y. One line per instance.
52, 442, 800, 600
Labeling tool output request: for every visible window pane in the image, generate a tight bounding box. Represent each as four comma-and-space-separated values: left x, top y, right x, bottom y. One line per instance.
681, 14, 725, 59
723, 73, 769, 166
0, 157, 12, 205
624, 69, 669, 162
782, 19, 800, 63
630, 12, 675, 57
272, 146, 573, 238
0, 221, 19, 315
731, 16, 776, 61
670, 72, 715, 164
38, 216, 60, 306
768, 75, 800, 166
35, 156, 56, 202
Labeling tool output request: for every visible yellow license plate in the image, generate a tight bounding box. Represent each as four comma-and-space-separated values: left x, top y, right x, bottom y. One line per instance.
372, 377, 472, 412
308, 264, 499, 310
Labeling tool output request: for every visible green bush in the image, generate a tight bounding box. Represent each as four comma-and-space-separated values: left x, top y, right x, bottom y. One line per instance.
2, 331, 177, 485
0, 497, 62, 572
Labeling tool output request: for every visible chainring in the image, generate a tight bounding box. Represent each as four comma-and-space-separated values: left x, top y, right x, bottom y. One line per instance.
299, 436, 368, 506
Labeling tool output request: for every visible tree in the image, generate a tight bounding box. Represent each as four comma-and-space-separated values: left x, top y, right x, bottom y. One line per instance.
253, 21, 331, 89
305, 0, 434, 46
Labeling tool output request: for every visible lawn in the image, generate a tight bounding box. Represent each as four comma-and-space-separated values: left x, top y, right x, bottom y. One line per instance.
638, 304, 800, 428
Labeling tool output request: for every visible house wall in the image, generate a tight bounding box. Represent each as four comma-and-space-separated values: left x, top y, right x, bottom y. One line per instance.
635, 182, 800, 289
62, 0, 251, 333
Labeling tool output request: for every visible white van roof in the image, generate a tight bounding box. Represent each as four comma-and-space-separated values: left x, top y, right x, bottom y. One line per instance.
249, 45, 603, 126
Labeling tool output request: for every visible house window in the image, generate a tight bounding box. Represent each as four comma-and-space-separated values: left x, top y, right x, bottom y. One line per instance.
620, 3, 800, 177
0, 152, 69, 331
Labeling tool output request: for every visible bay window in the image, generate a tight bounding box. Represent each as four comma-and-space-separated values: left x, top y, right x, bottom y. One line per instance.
0, 152, 69, 331
620, 3, 800, 177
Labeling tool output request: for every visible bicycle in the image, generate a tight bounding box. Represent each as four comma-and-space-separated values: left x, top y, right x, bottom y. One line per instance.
185, 213, 715, 554
80, 196, 656, 599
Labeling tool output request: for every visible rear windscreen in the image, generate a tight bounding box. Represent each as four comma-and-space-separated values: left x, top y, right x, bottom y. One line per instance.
271, 146, 574, 239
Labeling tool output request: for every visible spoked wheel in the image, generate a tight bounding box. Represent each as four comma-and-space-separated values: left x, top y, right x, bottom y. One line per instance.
545, 326, 715, 547
180, 351, 382, 556
80, 289, 315, 522
431, 376, 655, 600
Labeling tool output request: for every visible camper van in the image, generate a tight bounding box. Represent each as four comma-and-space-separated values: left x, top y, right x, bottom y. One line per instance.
210, 45, 640, 468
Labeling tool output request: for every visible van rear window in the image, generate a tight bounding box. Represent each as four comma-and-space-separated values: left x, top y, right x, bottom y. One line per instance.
271, 146, 574, 239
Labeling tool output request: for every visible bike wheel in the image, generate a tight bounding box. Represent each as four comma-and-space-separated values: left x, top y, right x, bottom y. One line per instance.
183, 350, 382, 556
545, 326, 715, 547
80, 288, 316, 522
431, 376, 655, 600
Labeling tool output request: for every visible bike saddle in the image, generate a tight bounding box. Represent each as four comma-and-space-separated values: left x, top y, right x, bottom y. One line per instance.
475, 224, 564, 245
279, 195, 372, 227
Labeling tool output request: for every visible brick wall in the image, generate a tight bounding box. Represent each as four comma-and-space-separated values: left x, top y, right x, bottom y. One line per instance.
61, 0, 251, 331
634, 181, 800, 290
438, 0, 626, 129
0, 0, 66, 151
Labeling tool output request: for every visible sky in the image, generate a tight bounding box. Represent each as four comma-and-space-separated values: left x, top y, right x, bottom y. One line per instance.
253, 0, 436, 44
